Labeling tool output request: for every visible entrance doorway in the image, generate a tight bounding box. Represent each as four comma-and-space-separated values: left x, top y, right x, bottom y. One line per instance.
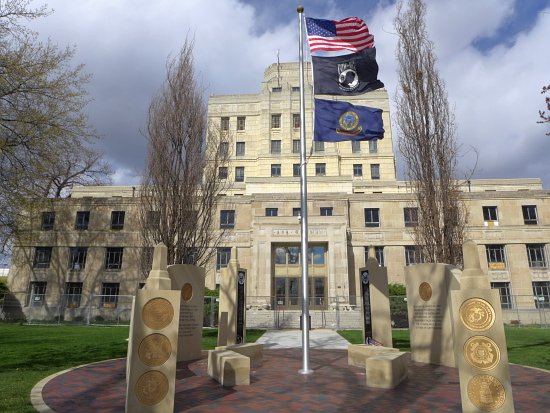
272, 243, 327, 310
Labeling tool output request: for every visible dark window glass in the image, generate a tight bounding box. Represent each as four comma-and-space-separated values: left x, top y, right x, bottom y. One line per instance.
353, 164, 362, 177
526, 244, 547, 268
314, 141, 324, 152
111, 211, 125, 230
271, 164, 281, 177
486, 245, 506, 269
405, 246, 425, 265
293, 163, 300, 177
293, 114, 300, 129
237, 116, 246, 131
315, 163, 326, 176
221, 117, 229, 131
292, 208, 301, 217
236, 142, 245, 156
369, 139, 378, 153
483, 206, 498, 222
216, 247, 231, 270
370, 164, 380, 179
100, 283, 119, 308
27, 281, 47, 306
75, 211, 90, 230
490, 282, 513, 309
41, 212, 55, 231
68, 247, 87, 270
266, 208, 278, 217
235, 167, 245, 182
65, 282, 83, 308
105, 247, 123, 270
320, 207, 333, 216
522, 205, 538, 225
271, 140, 281, 154
220, 210, 235, 229
533, 281, 550, 308
271, 114, 281, 129
404, 207, 419, 227
364, 208, 380, 227
292, 140, 300, 153
33, 247, 52, 268
218, 167, 228, 179
351, 141, 361, 153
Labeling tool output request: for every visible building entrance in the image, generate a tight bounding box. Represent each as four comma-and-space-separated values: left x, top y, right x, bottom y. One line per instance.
272, 244, 327, 310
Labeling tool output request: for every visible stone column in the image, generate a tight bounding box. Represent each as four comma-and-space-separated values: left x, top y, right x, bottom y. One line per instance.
125, 244, 181, 413
451, 240, 515, 413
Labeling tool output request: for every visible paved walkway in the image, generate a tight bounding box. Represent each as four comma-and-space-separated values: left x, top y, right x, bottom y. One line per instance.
32, 329, 550, 413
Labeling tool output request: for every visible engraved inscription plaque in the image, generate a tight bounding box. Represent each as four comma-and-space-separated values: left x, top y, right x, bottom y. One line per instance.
463, 336, 500, 370
460, 298, 495, 332
419, 282, 432, 302
142, 298, 174, 330
467, 374, 506, 411
138, 333, 172, 367
181, 283, 193, 302
136, 370, 169, 406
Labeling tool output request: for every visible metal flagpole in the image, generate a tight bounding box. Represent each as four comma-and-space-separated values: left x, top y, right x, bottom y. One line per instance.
297, 4, 313, 375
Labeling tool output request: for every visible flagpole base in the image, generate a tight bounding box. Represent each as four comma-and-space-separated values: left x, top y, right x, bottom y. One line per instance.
299, 368, 314, 375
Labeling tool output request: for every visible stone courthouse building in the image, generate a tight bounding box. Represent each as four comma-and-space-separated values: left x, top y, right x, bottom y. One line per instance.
6, 63, 550, 322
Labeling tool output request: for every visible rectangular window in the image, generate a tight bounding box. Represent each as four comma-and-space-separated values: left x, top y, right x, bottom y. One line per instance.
218, 166, 228, 180
266, 208, 278, 217
292, 208, 301, 217
105, 247, 123, 270
483, 206, 498, 222
315, 163, 326, 176
216, 247, 231, 270
271, 114, 281, 129
220, 210, 235, 229
293, 113, 300, 129
351, 141, 361, 153
219, 141, 229, 157
65, 282, 83, 308
293, 164, 300, 177
271, 164, 281, 177
308, 246, 325, 265
291, 86, 300, 92
526, 244, 547, 268
41, 212, 55, 231
68, 247, 87, 270
320, 207, 333, 216
235, 166, 245, 182
533, 281, 550, 308
369, 139, 378, 153
353, 164, 363, 177
404, 207, 419, 227
522, 205, 538, 225
33, 247, 52, 269
292, 139, 301, 153
270, 140, 281, 154
27, 281, 47, 306
486, 244, 506, 269
237, 116, 246, 131
221, 117, 229, 131
364, 208, 380, 227
111, 211, 125, 230
491, 282, 513, 309
365, 247, 385, 267
75, 211, 90, 230
100, 283, 119, 308
370, 164, 380, 180
405, 246, 425, 265
314, 141, 324, 152
272, 86, 282, 92
236, 141, 245, 156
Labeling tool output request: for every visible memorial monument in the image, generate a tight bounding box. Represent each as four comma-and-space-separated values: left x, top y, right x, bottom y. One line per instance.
451, 240, 515, 413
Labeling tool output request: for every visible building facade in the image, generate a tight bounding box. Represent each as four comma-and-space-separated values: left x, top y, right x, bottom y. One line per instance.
6, 63, 550, 322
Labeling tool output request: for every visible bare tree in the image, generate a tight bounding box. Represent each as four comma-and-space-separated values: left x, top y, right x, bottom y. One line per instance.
0, 0, 110, 251
140, 39, 230, 269
394, 0, 467, 266
539, 84, 550, 135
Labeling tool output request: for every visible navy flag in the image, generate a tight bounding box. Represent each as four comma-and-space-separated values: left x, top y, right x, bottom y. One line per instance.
314, 98, 384, 142
312, 48, 384, 95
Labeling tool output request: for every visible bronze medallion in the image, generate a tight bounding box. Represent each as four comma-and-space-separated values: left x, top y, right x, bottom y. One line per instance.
142, 298, 174, 330
460, 298, 495, 331
136, 370, 169, 406
138, 333, 172, 367
467, 374, 506, 411
181, 283, 193, 302
463, 336, 500, 370
418, 282, 432, 301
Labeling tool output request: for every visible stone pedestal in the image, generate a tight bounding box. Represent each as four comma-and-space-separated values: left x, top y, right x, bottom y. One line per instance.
405, 263, 460, 367
168, 264, 205, 361
451, 240, 515, 413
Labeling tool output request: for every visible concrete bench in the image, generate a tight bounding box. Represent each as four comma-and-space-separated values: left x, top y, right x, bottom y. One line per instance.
365, 352, 408, 389
207, 349, 250, 386
215, 343, 263, 367
347, 344, 399, 368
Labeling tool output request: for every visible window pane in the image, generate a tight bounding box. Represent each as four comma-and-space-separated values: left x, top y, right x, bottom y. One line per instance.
527, 244, 547, 268
271, 114, 281, 129
483, 206, 498, 221
220, 117, 229, 131
75, 211, 90, 230
320, 207, 333, 216
314, 141, 324, 152
220, 210, 235, 229
105, 247, 123, 270
292, 140, 300, 153
404, 207, 419, 227
41, 212, 55, 230
270, 140, 281, 154
522, 205, 538, 224
100, 283, 119, 308
27, 281, 47, 306
315, 163, 326, 176
65, 282, 83, 308
216, 247, 231, 270
288, 247, 300, 264
370, 164, 380, 179
364, 208, 380, 227
351, 141, 360, 153
266, 208, 278, 217
311, 246, 325, 265
275, 247, 286, 264
68, 247, 87, 270
490, 282, 512, 309
33, 247, 52, 268
218, 167, 228, 179
271, 164, 281, 177
293, 164, 300, 177
293, 114, 300, 129
235, 167, 245, 182
111, 211, 125, 230
486, 245, 506, 269
236, 142, 245, 156
353, 164, 362, 177
369, 139, 378, 153
237, 116, 246, 131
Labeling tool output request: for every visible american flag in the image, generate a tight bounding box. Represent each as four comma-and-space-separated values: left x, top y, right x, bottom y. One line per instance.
306, 17, 374, 57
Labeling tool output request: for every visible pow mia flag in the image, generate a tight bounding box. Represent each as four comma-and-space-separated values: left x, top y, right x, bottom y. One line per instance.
312, 48, 384, 95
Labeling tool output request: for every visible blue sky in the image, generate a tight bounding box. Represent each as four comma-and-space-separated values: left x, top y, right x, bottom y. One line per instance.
21, 0, 550, 190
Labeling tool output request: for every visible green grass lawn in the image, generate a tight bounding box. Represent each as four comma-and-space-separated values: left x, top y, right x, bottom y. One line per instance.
338, 327, 550, 370
0, 323, 264, 413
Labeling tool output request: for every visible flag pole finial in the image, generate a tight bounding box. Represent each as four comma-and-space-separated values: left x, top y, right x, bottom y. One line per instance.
297, 5, 304, 13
